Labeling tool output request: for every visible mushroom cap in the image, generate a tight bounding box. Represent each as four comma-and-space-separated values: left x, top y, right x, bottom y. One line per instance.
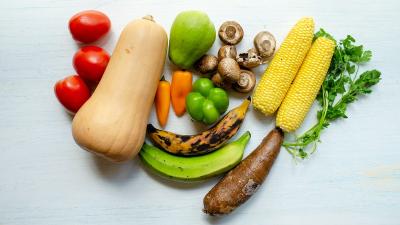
254, 31, 276, 63
218, 58, 241, 83
196, 55, 218, 74
218, 45, 237, 61
218, 21, 244, 45
233, 70, 256, 93
237, 48, 262, 69
211, 72, 231, 89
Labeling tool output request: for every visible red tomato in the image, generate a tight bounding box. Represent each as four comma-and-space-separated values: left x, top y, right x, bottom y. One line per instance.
69, 10, 111, 43
73, 46, 110, 83
54, 75, 91, 114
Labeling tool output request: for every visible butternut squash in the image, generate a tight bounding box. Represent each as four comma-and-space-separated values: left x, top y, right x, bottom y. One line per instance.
72, 16, 168, 162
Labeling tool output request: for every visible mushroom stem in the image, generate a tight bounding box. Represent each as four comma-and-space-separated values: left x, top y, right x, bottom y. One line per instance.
237, 48, 261, 69
218, 21, 244, 45
237, 75, 249, 87
254, 31, 276, 63
233, 70, 256, 93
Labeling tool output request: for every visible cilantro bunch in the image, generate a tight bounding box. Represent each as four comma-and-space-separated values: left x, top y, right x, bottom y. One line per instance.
283, 29, 381, 159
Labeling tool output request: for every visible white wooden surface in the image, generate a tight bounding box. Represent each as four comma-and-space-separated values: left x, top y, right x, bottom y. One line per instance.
1, 0, 399, 224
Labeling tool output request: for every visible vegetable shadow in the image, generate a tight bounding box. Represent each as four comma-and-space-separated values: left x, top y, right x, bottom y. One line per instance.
226, 89, 250, 100
189, 119, 210, 133
63, 110, 74, 122
251, 106, 275, 126
91, 155, 141, 184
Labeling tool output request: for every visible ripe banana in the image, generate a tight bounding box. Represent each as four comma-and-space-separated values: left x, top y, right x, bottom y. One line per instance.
147, 97, 250, 155
140, 131, 251, 181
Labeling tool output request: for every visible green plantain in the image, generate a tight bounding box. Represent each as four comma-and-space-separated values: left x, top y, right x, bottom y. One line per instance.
140, 131, 251, 181
147, 97, 250, 155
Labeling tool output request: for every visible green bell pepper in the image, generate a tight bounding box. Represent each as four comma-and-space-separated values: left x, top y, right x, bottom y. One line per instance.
186, 78, 229, 124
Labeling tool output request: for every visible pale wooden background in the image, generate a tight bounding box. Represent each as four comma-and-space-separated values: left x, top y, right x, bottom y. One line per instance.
1, 0, 399, 224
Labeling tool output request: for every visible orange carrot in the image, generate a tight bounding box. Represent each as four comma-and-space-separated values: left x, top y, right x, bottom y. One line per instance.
155, 77, 171, 127
171, 70, 192, 117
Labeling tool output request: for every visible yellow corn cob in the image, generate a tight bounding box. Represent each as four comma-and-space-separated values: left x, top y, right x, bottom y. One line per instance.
253, 17, 315, 115
276, 37, 335, 132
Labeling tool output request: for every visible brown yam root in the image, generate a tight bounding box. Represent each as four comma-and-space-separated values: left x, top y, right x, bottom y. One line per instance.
203, 127, 284, 215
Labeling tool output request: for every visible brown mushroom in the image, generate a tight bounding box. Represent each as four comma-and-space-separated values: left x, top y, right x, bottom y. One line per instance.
218, 45, 237, 61
195, 55, 218, 74
218, 21, 244, 45
254, 31, 276, 63
233, 70, 256, 93
237, 48, 262, 68
211, 72, 231, 89
218, 58, 241, 83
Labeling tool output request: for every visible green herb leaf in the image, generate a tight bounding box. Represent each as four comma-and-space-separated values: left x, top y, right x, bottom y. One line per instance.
282, 29, 381, 160
360, 50, 372, 63
314, 28, 336, 43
